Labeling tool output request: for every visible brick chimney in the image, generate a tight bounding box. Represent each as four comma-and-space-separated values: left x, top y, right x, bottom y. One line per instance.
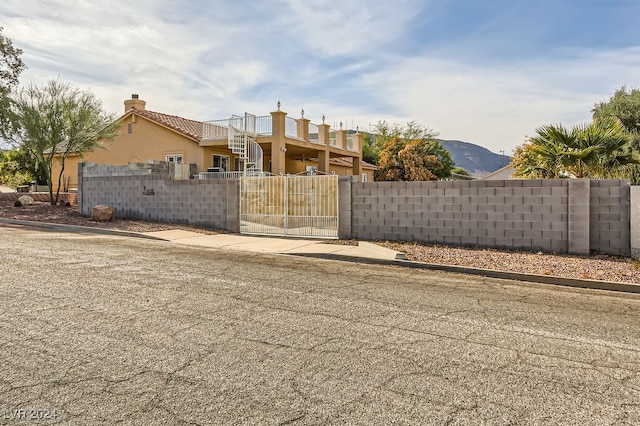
124, 94, 146, 112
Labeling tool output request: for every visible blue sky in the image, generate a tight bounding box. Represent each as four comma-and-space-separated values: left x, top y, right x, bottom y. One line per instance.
2, 0, 639, 154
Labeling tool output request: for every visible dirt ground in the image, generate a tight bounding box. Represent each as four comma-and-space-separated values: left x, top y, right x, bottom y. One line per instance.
1, 199, 639, 284
0, 199, 219, 234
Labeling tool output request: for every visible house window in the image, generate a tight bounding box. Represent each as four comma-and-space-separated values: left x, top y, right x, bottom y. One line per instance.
127, 123, 133, 134
213, 154, 229, 171
166, 154, 183, 163
362, 173, 368, 182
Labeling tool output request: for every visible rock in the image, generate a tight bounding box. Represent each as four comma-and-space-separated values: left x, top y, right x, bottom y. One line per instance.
91, 205, 115, 221
14, 200, 22, 207
59, 200, 71, 206
18, 195, 35, 206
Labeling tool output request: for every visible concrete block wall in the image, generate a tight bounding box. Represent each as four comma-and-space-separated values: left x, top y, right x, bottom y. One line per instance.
78, 162, 239, 232
78, 160, 631, 256
338, 176, 354, 239
350, 179, 631, 256
591, 179, 630, 256
630, 186, 640, 258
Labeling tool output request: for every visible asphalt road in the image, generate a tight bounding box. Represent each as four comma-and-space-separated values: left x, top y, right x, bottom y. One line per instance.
1, 224, 640, 425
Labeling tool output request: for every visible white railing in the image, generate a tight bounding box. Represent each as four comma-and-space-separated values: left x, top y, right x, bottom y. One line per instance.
309, 123, 321, 144
202, 119, 230, 140
329, 129, 337, 146
245, 136, 263, 174
285, 116, 298, 138
197, 170, 271, 179
245, 113, 257, 137
256, 115, 272, 135
197, 171, 244, 179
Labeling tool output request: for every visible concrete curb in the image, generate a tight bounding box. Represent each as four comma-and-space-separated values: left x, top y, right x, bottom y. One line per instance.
288, 252, 640, 294
0, 218, 167, 241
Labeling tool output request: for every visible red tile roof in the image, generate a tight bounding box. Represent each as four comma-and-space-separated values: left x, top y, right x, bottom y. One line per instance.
128, 108, 203, 141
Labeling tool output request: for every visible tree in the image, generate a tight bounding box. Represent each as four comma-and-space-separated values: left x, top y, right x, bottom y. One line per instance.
0, 79, 119, 204
0, 148, 34, 189
512, 117, 638, 180
376, 135, 454, 181
365, 120, 454, 181
451, 166, 470, 176
593, 86, 640, 133
361, 132, 380, 165
592, 86, 640, 184
1, 27, 27, 140
0, 27, 26, 97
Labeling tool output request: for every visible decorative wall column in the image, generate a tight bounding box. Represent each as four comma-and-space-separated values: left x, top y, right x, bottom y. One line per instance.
336, 127, 348, 150
296, 109, 310, 142
270, 104, 287, 175
317, 119, 331, 173
351, 132, 363, 178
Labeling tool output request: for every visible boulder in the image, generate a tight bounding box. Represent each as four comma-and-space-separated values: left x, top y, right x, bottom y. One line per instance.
17, 195, 35, 206
91, 205, 115, 222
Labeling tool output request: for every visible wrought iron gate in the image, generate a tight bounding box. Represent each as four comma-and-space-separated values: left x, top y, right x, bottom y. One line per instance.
240, 174, 338, 238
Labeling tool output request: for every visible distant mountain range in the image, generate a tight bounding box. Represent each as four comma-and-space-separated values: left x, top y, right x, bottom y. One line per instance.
438, 140, 510, 178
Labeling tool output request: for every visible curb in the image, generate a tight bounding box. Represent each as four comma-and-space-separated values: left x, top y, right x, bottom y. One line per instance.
0, 218, 167, 241
288, 252, 640, 294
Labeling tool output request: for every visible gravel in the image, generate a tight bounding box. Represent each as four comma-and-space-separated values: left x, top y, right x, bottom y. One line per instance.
2, 200, 639, 284
378, 241, 640, 284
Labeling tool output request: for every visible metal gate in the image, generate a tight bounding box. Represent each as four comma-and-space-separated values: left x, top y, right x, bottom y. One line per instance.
240, 174, 338, 238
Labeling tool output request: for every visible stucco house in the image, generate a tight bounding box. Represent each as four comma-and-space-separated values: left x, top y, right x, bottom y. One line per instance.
53, 95, 375, 190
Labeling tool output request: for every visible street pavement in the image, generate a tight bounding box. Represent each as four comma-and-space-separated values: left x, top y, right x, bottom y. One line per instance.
1, 224, 640, 425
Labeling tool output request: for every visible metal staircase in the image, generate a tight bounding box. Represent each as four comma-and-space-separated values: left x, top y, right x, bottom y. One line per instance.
228, 113, 263, 175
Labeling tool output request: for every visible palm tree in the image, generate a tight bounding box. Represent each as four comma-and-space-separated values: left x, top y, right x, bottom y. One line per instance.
513, 117, 638, 179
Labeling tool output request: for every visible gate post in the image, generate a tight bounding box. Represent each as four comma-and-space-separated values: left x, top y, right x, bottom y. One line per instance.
338, 176, 353, 239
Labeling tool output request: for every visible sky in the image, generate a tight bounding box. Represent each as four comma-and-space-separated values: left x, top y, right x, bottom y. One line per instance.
2, 0, 640, 154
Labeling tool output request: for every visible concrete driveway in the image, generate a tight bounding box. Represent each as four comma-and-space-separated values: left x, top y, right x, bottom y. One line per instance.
1, 224, 640, 424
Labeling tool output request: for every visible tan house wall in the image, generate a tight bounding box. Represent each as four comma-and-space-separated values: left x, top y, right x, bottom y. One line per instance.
52, 116, 203, 190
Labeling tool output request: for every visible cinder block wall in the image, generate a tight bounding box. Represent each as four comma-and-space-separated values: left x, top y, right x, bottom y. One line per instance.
78, 162, 239, 232
78, 161, 630, 256
590, 180, 630, 256
351, 179, 630, 256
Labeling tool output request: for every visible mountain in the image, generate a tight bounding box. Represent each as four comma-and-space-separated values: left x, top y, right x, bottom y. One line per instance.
438, 139, 509, 178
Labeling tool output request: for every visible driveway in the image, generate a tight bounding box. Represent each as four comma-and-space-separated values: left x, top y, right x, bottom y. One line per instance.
1, 224, 639, 424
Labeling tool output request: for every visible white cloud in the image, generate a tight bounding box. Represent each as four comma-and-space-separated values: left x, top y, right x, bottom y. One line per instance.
3, 0, 640, 155
361, 47, 640, 153
275, 0, 423, 56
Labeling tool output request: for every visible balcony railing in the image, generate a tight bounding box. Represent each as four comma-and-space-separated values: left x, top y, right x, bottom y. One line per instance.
204, 113, 361, 154
309, 123, 321, 144
256, 115, 272, 135
329, 129, 337, 146
285, 116, 299, 139
196, 170, 271, 179
202, 119, 230, 140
